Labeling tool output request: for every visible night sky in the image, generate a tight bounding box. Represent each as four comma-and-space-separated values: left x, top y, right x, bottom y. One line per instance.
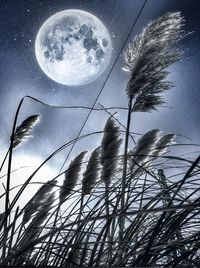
0, 0, 200, 199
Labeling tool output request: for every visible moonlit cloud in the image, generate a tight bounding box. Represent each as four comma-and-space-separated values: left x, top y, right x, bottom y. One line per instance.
0, 150, 58, 213
0, 0, 199, 206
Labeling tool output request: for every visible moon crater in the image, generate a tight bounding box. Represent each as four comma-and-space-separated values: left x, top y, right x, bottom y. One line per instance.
35, 10, 112, 86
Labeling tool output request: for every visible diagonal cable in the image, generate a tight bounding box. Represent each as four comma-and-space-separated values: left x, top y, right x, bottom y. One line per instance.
59, 0, 148, 173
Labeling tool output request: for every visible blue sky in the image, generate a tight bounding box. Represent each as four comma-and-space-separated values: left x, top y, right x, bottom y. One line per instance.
0, 0, 199, 173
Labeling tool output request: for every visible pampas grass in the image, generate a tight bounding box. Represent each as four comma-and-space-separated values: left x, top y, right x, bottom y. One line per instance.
0, 11, 200, 267
101, 116, 122, 185
119, 11, 186, 243
128, 130, 176, 175
123, 12, 185, 106
12, 115, 40, 149
60, 151, 87, 202
22, 179, 57, 224
1, 114, 41, 260
82, 147, 101, 195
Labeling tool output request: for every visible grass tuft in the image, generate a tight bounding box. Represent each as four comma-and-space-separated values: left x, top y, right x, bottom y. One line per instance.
0, 11, 199, 267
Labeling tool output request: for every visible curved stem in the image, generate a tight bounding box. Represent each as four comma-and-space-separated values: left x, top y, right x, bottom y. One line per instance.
2, 97, 25, 258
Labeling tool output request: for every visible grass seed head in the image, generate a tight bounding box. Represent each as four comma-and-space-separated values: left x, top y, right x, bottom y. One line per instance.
12, 114, 40, 149
123, 12, 185, 112
60, 151, 87, 202
82, 146, 101, 195
101, 116, 122, 185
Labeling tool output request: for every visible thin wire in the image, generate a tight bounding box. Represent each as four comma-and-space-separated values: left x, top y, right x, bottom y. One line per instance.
59, 0, 148, 173
19, 96, 128, 111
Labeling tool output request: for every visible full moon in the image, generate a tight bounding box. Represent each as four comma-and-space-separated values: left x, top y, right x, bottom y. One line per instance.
35, 9, 112, 86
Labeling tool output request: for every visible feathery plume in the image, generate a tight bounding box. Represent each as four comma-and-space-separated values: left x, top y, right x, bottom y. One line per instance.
101, 117, 122, 185
123, 12, 185, 112
128, 130, 176, 174
153, 134, 176, 158
60, 151, 87, 202
82, 147, 101, 195
29, 193, 55, 229
128, 129, 163, 173
19, 193, 55, 252
12, 115, 40, 149
23, 180, 57, 224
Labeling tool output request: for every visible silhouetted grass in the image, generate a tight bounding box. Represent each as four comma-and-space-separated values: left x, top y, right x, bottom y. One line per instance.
0, 11, 200, 267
